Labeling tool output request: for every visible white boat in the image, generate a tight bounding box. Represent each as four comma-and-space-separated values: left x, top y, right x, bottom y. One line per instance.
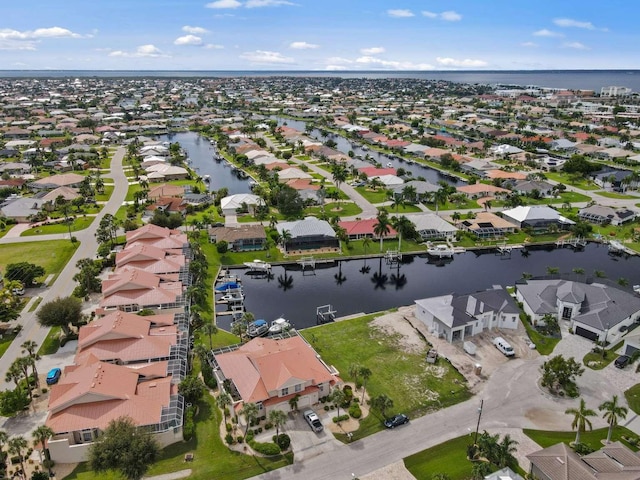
244, 259, 271, 272
247, 319, 269, 338
386, 162, 393, 168
427, 244, 454, 258
268, 317, 291, 334
220, 291, 244, 303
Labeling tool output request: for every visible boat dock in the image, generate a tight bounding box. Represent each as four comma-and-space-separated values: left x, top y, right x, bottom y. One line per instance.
496, 242, 524, 256
608, 240, 637, 256
555, 237, 587, 250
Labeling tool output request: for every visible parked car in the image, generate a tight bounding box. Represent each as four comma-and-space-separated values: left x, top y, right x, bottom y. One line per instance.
303, 409, 323, 432
12, 283, 25, 296
615, 355, 631, 369
46, 368, 62, 385
384, 414, 409, 429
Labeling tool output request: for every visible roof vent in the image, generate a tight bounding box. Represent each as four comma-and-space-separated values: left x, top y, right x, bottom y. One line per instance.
149, 382, 157, 388
555, 457, 565, 465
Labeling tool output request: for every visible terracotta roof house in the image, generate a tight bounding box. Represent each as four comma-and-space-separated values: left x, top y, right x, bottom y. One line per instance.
338, 218, 398, 240
100, 268, 184, 314
415, 287, 520, 343
125, 224, 188, 251
46, 359, 183, 463
456, 183, 510, 199
211, 335, 341, 419
145, 197, 188, 216
30, 173, 85, 190
358, 167, 397, 178
527, 441, 640, 480
208, 225, 267, 252
116, 243, 187, 277
516, 279, 640, 343
148, 183, 185, 200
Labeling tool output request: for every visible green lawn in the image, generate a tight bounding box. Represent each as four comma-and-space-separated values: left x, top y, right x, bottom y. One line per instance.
38, 326, 61, 355
21, 217, 94, 236
583, 350, 619, 370
596, 191, 640, 200
302, 313, 471, 440
0, 241, 78, 283
426, 199, 479, 211
354, 187, 391, 204
64, 393, 292, 480
95, 185, 115, 202
0, 328, 20, 358
520, 314, 560, 356
524, 426, 638, 451
546, 172, 599, 190
404, 435, 499, 480
625, 384, 640, 415
125, 183, 143, 201
378, 204, 423, 214
307, 202, 363, 217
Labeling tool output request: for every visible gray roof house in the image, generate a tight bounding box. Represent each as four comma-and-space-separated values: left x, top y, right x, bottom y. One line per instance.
403, 213, 457, 240
0, 196, 45, 223
276, 216, 339, 253
516, 279, 640, 343
510, 179, 554, 197
415, 287, 520, 343
578, 205, 636, 226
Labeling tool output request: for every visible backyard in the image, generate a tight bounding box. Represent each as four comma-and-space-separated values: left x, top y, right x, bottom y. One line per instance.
0, 241, 78, 283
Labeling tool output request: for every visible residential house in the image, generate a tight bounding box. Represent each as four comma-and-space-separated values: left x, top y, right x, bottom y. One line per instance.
516, 279, 640, 342
528, 441, 640, 480
148, 184, 185, 201
220, 193, 265, 217
510, 180, 555, 197
30, 173, 85, 190
415, 287, 520, 343
456, 183, 510, 200
390, 180, 440, 203
501, 206, 575, 231
115, 243, 187, 277
276, 216, 339, 253
579, 205, 636, 226
403, 213, 458, 241
211, 335, 341, 420
456, 212, 517, 239
0, 195, 44, 222
483, 468, 524, 480
208, 225, 267, 251
338, 218, 398, 241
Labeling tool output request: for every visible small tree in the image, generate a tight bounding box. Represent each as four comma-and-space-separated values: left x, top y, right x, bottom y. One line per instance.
268, 409, 287, 438
8, 436, 27, 480
32, 425, 54, 471
21, 340, 40, 387
88, 416, 160, 480
5, 262, 45, 287
359, 367, 372, 403
217, 391, 232, 425
541, 355, 584, 396
202, 322, 218, 350
36, 296, 83, 337
565, 398, 596, 444
370, 394, 394, 420
178, 376, 206, 405
329, 388, 346, 419
240, 402, 259, 436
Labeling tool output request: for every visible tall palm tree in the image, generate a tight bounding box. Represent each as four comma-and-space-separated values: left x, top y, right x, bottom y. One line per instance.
21, 340, 40, 387
201, 322, 218, 350
599, 395, 628, 443
240, 402, 259, 436
373, 210, 391, 252
391, 215, 413, 251
359, 367, 372, 403
268, 409, 288, 438
565, 398, 596, 444
217, 391, 232, 425
32, 425, 54, 467
8, 436, 28, 480
496, 434, 519, 468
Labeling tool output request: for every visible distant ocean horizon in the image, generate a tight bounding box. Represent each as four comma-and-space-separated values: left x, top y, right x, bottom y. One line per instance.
2, 69, 640, 93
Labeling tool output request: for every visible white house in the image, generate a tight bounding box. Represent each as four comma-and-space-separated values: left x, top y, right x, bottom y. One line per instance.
415, 287, 520, 343
220, 193, 265, 216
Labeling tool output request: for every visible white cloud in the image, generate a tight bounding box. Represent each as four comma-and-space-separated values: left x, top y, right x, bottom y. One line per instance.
240, 50, 294, 64
440, 11, 462, 21
174, 35, 203, 46
553, 18, 595, 30
533, 29, 563, 37
520, 41, 538, 47
326, 56, 353, 65
0, 40, 36, 51
109, 44, 168, 58
360, 46, 385, 55
289, 41, 319, 50
205, 44, 224, 49
436, 57, 488, 67
563, 41, 589, 50
355, 55, 433, 70
0, 26, 83, 40
245, 0, 295, 7
182, 26, 209, 35
206, 0, 241, 8
387, 9, 414, 18
421, 11, 462, 21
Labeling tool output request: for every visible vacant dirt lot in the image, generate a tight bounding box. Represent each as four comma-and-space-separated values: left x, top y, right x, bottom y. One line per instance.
373, 306, 539, 392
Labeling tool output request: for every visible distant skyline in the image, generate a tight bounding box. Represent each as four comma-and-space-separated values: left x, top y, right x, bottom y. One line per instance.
1, 0, 637, 71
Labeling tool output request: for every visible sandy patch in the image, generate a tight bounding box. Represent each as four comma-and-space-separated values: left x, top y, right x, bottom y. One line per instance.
359, 461, 417, 480
370, 308, 428, 355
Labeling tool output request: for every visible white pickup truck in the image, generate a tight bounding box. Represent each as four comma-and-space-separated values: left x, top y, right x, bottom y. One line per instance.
303, 409, 323, 432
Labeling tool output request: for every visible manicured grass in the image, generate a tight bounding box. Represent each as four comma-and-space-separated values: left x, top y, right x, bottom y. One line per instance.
596, 191, 640, 199
64, 393, 292, 480
307, 202, 363, 217
404, 435, 497, 480
378, 204, 423, 214
625, 384, 640, 415
355, 187, 391, 204
0, 329, 20, 358
125, 183, 143, 201
524, 426, 638, 451
95, 185, 114, 202
342, 238, 424, 255
21, 217, 94, 236
546, 172, 599, 190
0, 241, 78, 283
38, 326, 61, 355
28, 297, 42, 312
302, 313, 471, 439
426, 199, 479, 211
583, 350, 618, 370
520, 315, 560, 356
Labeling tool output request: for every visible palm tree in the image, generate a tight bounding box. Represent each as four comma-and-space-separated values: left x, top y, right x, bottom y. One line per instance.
496, 434, 518, 468
331, 163, 348, 193
32, 425, 54, 468
348, 363, 362, 385
202, 322, 218, 350
599, 395, 628, 443
329, 387, 346, 419
21, 340, 40, 387
370, 394, 394, 420
391, 215, 413, 251
279, 229, 292, 253
217, 391, 232, 425
565, 398, 596, 444
8, 436, 28, 480
432, 186, 449, 215
373, 210, 391, 252
268, 409, 288, 438
359, 367, 372, 402
240, 402, 259, 436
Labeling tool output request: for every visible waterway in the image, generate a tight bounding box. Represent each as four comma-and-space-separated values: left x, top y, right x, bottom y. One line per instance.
273, 117, 465, 187
217, 244, 640, 331
158, 131, 252, 194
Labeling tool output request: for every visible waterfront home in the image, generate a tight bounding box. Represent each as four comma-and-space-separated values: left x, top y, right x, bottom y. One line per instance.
211, 335, 341, 419
516, 279, 640, 343
403, 213, 457, 241
527, 441, 640, 480
415, 287, 520, 343
46, 360, 183, 463
456, 211, 516, 239
148, 183, 185, 201
501, 205, 575, 231
338, 218, 398, 241
144, 164, 189, 182
115, 243, 187, 276
275, 167, 313, 181
578, 205, 636, 226
208, 225, 267, 252
276, 216, 339, 253
124, 224, 189, 252
456, 183, 510, 200
390, 180, 440, 202
220, 193, 265, 217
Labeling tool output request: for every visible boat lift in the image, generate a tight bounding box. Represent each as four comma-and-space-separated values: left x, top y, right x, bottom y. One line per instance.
316, 304, 337, 324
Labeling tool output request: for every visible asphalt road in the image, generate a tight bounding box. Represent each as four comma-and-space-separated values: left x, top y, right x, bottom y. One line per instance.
0, 147, 128, 390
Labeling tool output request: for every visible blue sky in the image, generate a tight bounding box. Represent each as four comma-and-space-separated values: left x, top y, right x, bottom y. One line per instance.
1, 0, 637, 70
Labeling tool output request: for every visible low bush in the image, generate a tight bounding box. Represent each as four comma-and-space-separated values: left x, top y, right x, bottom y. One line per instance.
225, 433, 234, 445
250, 441, 281, 456
183, 406, 196, 441
236, 435, 244, 444
264, 422, 273, 430
225, 423, 232, 432
332, 414, 350, 423
349, 404, 362, 419
273, 433, 291, 451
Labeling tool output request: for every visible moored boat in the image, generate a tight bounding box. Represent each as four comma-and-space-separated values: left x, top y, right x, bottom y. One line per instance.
244, 259, 271, 272
247, 319, 269, 338
268, 317, 291, 334
426, 243, 454, 258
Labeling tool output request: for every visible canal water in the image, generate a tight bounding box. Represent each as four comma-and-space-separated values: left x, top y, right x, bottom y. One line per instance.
159, 131, 252, 194
274, 116, 465, 187
217, 244, 640, 331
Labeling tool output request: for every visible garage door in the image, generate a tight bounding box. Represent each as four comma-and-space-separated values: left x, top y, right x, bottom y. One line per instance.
298, 396, 310, 407
575, 326, 598, 341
